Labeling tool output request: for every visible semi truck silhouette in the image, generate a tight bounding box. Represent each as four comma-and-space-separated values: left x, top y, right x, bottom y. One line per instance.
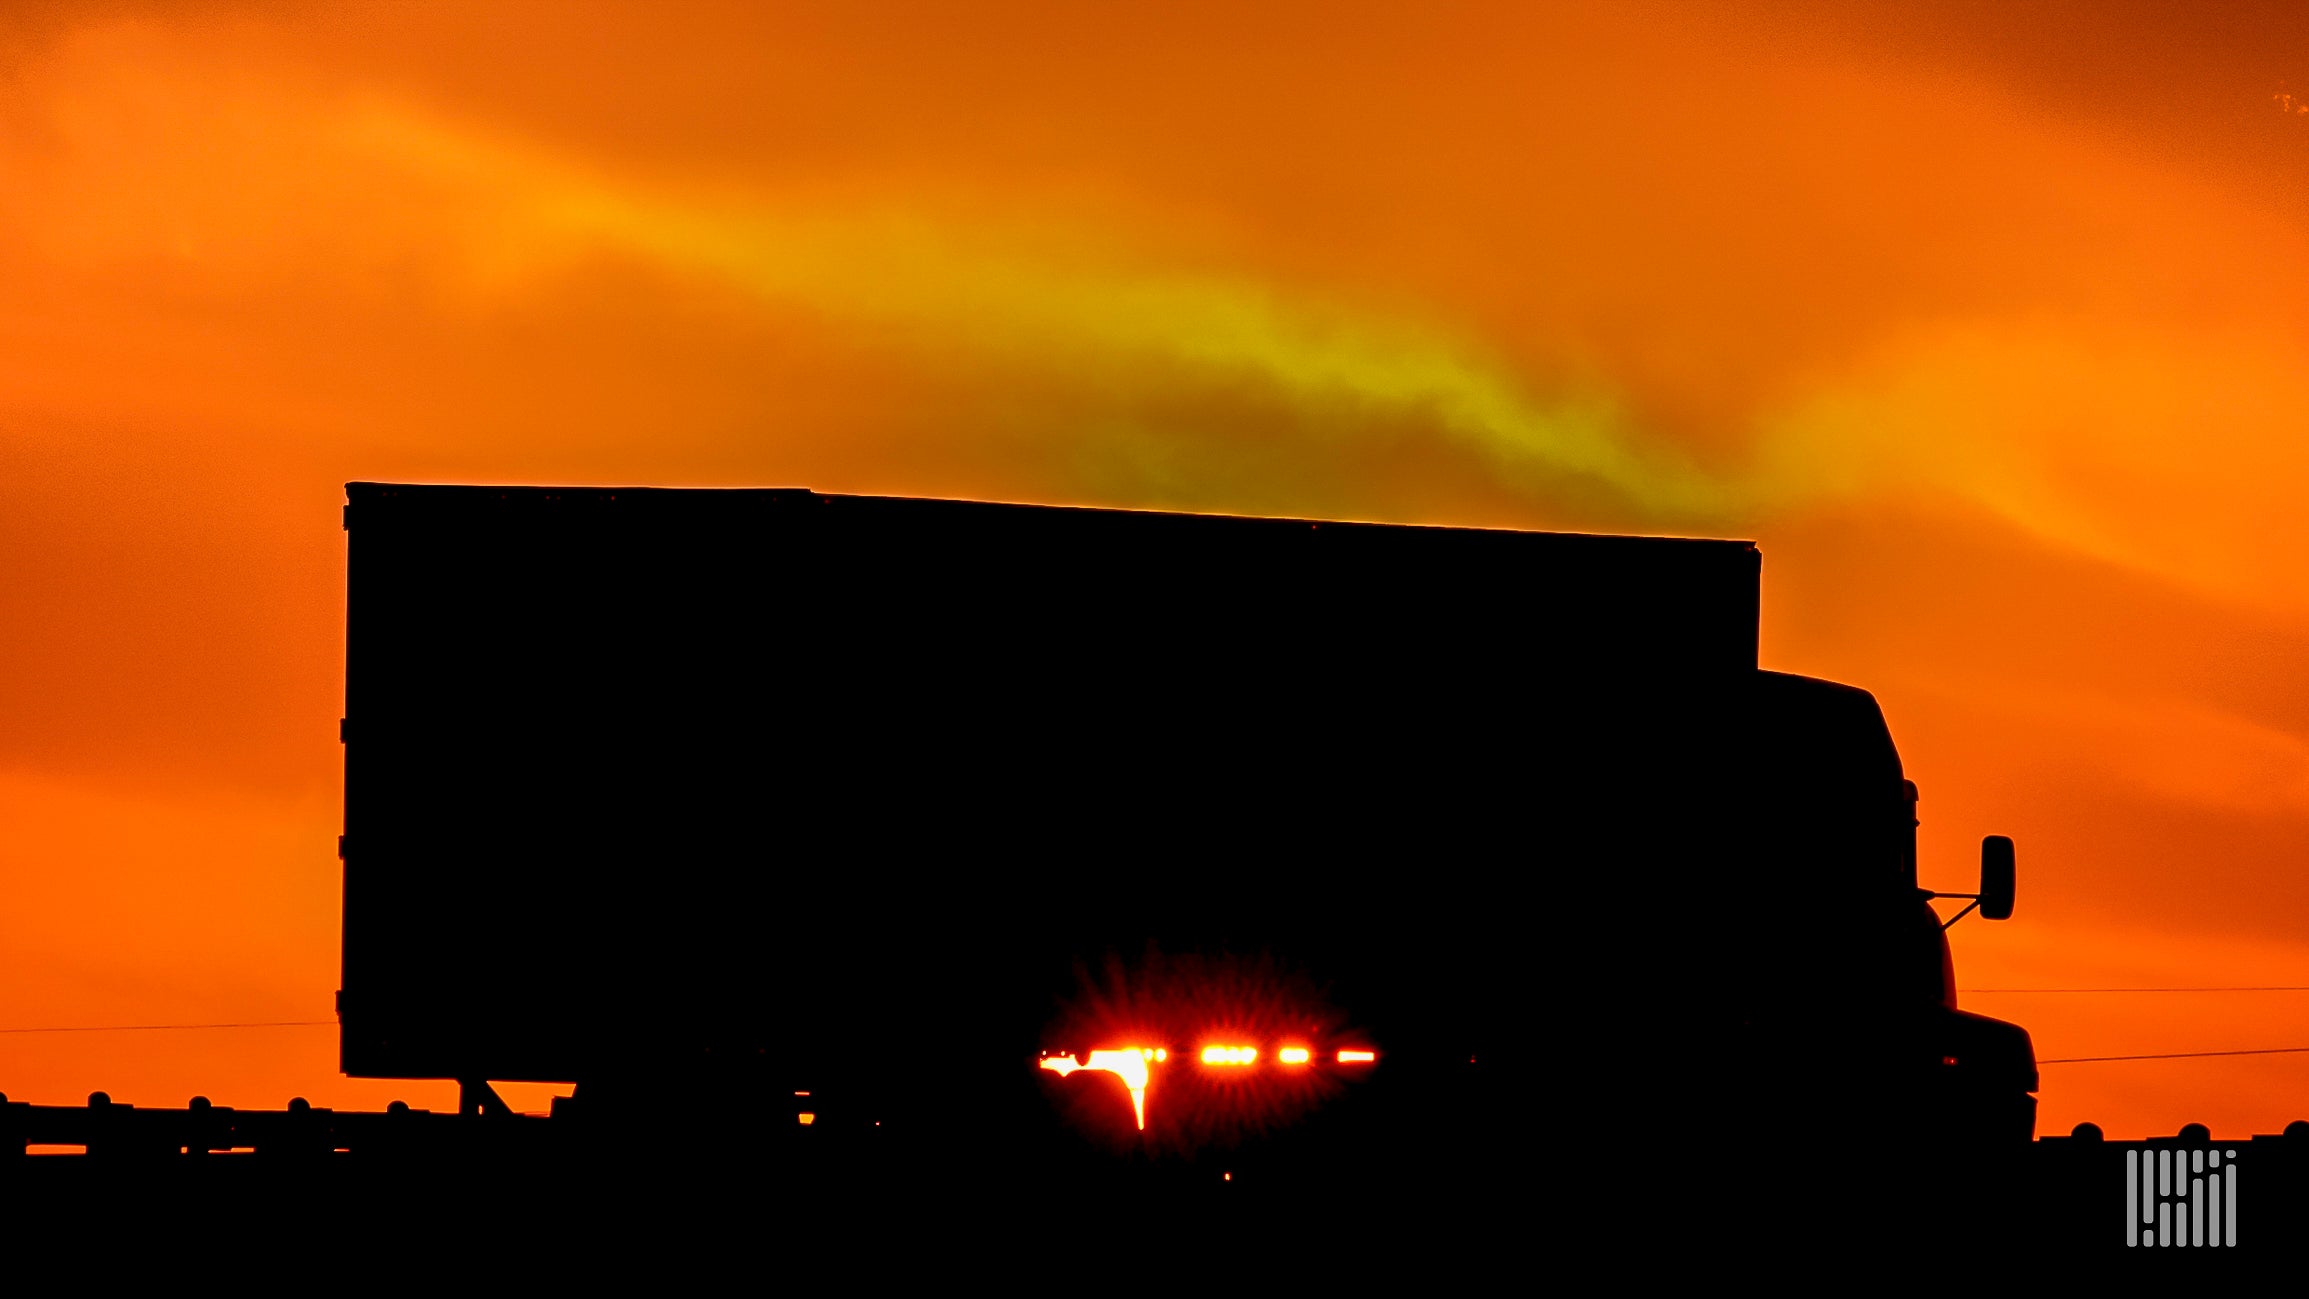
331, 482, 2035, 1204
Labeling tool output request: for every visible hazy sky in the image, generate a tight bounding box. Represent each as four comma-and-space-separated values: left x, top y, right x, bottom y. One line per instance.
5, 1, 2309, 1134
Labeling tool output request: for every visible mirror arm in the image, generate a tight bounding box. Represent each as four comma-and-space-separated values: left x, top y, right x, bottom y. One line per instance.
1935, 897, 1981, 931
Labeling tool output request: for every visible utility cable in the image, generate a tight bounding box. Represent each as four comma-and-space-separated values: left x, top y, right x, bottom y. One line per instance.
2041, 1046, 2309, 1063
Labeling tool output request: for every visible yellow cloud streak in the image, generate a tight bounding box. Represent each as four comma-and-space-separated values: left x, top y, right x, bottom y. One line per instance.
351, 104, 2309, 619
342, 102, 1734, 521
397, 107, 2309, 618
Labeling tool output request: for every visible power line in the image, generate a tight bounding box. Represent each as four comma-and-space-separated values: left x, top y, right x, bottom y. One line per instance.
1964, 987, 2309, 993
0, 1021, 332, 1035
2042, 1046, 2309, 1063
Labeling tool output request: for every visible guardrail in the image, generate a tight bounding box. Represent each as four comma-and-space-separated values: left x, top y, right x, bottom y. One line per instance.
0, 1091, 554, 1159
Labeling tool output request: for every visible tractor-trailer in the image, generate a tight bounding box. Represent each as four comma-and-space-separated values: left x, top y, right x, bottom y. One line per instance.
336, 483, 2033, 1190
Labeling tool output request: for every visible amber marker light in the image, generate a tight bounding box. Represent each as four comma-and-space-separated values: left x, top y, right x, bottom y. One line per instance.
1278, 1047, 1311, 1065
1336, 1050, 1377, 1064
798, 1112, 816, 1125
1201, 1045, 1258, 1066
1040, 1049, 1154, 1130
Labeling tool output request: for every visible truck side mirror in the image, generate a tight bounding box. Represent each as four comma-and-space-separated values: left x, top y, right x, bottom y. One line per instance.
1980, 835, 2015, 921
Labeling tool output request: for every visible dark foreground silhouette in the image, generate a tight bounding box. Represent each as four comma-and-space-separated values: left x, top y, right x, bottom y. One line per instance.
5, 1096, 2307, 1272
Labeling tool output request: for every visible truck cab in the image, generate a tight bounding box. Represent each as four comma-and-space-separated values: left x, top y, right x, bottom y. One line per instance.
1725, 670, 2037, 1145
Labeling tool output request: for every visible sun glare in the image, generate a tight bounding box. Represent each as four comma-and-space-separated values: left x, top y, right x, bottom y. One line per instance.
1040, 1049, 1153, 1130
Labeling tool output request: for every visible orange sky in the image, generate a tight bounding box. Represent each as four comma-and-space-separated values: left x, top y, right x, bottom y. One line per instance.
4, 1, 2309, 1134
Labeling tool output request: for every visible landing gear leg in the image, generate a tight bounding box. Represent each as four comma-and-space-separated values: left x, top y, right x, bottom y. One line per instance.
459, 1078, 516, 1118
